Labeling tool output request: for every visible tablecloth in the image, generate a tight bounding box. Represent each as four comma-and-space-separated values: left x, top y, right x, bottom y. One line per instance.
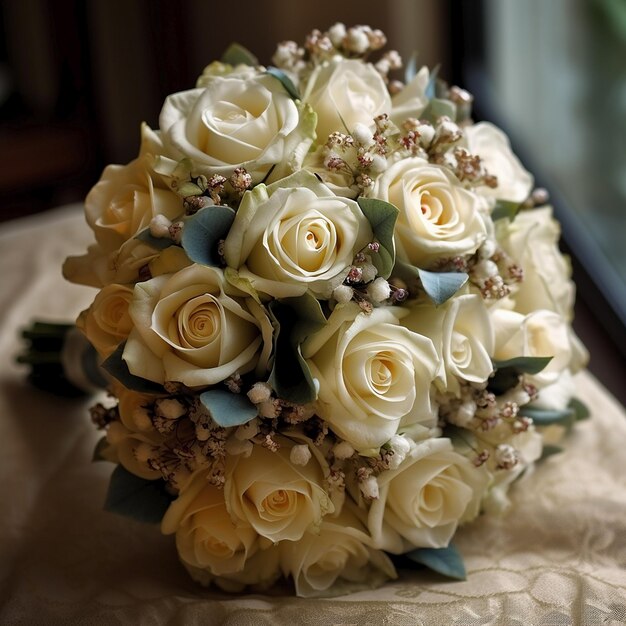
0, 206, 625, 626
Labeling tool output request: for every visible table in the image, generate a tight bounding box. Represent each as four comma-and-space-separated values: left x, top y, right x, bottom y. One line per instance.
1, 206, 625, 625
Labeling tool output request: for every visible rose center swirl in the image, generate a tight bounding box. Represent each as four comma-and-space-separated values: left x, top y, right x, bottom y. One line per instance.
174, 294, 222, 349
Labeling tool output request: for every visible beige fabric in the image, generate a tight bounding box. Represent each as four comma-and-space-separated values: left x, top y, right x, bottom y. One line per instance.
1, 206, 625, 625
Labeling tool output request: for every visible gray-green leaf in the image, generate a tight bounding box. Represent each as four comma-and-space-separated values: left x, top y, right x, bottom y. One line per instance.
266, 66, 300, 100
221, 42, 258, 67
492, 199, 522, 222
101, 342, 164, 394
357, 197, 399, 279
520, 406, 575, 426
418, 268, 468, 306
135, 227, 177, 251
420, 97, 456, 123
199, 389, 258, 428
181, 205, 235, 267
404, 544, 466, 581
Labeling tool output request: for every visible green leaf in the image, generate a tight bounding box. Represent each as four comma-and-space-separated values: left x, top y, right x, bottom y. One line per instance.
420, 97, 456, 123
405, 51, 418, 84
101, 342, 164, 394
492, 200, 522, 222
418, 268, 468, 306
199, 389, 258, 428
404, 544, 466, 581
357, 197, 399, 279
181, 205, 235, 267
135, 227, 176, 251
569, 397, 590, 421
492, 356, 553, 375
266, 66, 300, 100
540, 444, 564, 460
424, 64, 440, 100
92, 436, 110, 462
104, 465, 173, 524
268, 294, 327, 404
221, 42, 258, 67
520, 406, 575, 426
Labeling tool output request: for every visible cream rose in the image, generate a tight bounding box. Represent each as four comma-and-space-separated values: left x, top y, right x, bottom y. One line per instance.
304, 59, 391, 142
161, 469, 258, 576
369, 158, 486, 267
498, 207, 575, 320
76, 284, 134, 358
223, 171, 373, 298
368, 437, 488, 552
301, 303, 439, 452
144, 74, 315, 184
464, 122, 534, 204
403, 294, 494, 397
122, 264, 273, 387
492, 308, 575, 387
85, 157, 182, 253
280, 506, 396, 598
389, 65, 429, 127
105, 421, 164, 481
225, 439, 333, 543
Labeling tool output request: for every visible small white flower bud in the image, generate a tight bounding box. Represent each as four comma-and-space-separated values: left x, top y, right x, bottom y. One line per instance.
195, 424, 211, 441
134, 442, 153, 463
369, 154, 387, 174
479, 239, 497, 259
352, 123, 374, 147
333, 440, 355, 460
290, 444, 312, 466
511, 389, 531, 407
367, 277, 391, 302
226, 437, 253, 457
258, 399, 280, 419
495, 444, 519, 470
247, 382, 272, 405
149, 214, 172, 238
360, 475, 380, 500
450, 400, 477, 427
235, 418, 259, 441
132, 406, 153, 431
155, 398, 186, 420
417, 123, 436, 146
345, 28, 369, 54
360, 262, 378, 283
473, 259, 499, 280
328, 22, 347, 47
387, 435, 411, 469
333, 285, 354, 304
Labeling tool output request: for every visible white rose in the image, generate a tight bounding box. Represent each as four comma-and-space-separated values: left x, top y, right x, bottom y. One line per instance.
280, 506, 396, 597
301, 303, 439, 452
403, 294, 494, 396
85, 157, 182, 253
368, 438, 488, 552
144, 74, 315, 184
369, 158, 486, 267
304, 59, 391, 143
498, 206, 575, 320
491, 308, 575, 387
225, 438, 333, 543
223, 171, 373, 299
464, 122, 534, 203
122, 264, 273, 387
196, 62, 260, 86
76, 284, 134, 358
161, 469, 258, 576
389, 65, 429, 127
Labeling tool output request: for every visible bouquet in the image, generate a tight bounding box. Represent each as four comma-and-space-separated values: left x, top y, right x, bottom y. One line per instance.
45, 23, 590, 597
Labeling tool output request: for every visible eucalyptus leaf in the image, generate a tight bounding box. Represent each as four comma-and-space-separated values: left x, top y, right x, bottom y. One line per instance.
424, 64, 440, 100
404, 544, 466, 581
199, 389, 258, 428
492, 200, 522, 222
176, 181, 205, 197
420, 97, 456, 123
92, 436, 110, 462
492, 356, 553, 375
181, 205, 235, 267
418, 268, 468, 306
101, 342, 164, 394
104, 465, 173, 524
405, 51, 418, 84
135, 227, 176, 251
569, 397, 590, 421
520, 406, 575, 426
357, 197, 398, 279
266, 66, 300, 100
221, 42, 258, 67
268, 294, 327, 404
540, 444, 564, 460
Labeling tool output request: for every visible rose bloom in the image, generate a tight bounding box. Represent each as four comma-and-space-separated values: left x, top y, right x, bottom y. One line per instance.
403, 293, 495, 397
143, 74, 315, 184
369, 158, 486, 268
225, 438, 333, 543
389, 65, 429, 127
76, 284, 134, 358
105, 421, 164, 481
223, 171, 373, 299
497, 206, 576, 321
464, 122, 534, 204
302, 303, 439, 452
368, 437, 488, 552
161, 469, 258, 576
280, 506, 397, 598
122, 264, 273, 387
84, 156, 182, 253
303, 58, 391, 142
